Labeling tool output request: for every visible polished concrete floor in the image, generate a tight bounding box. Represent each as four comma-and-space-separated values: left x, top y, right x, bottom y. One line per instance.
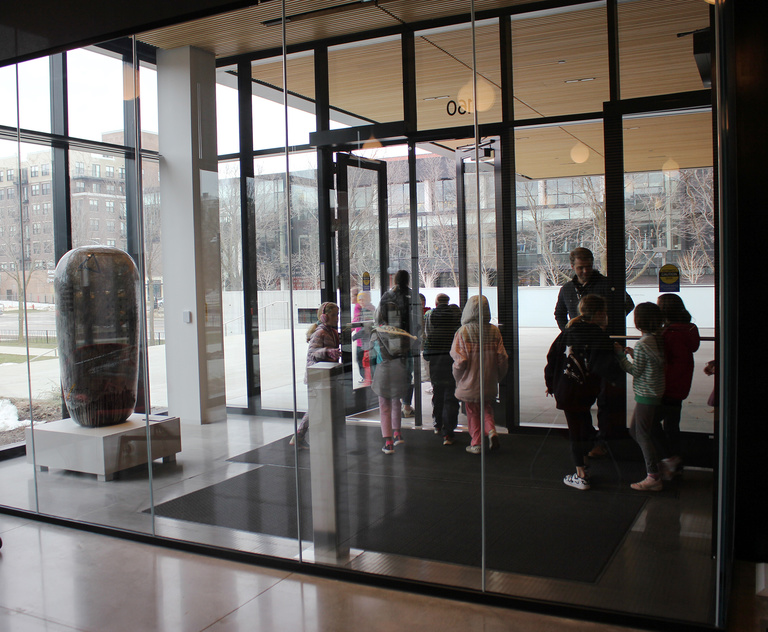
0, 395, 742, 630
0, 513, 766, 632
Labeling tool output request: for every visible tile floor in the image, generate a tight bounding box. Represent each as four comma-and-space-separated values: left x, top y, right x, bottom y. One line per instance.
0, 513, 766, 632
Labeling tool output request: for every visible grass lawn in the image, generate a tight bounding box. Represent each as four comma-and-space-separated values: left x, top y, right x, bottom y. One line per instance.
0, 353, 50, 364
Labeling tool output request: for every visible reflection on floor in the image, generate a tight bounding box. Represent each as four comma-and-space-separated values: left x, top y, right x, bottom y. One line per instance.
2, 512, 763, 632
0, 408, 718, 627
247, 327, 717, 436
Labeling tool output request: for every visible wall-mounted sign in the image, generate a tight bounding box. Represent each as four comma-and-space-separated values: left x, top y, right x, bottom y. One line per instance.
659, 263, 680, 292
362, 271, 370, 291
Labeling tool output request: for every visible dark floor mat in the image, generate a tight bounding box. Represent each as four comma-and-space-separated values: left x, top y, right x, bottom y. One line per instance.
151, 426, 650, 582
228, 425, 664, 493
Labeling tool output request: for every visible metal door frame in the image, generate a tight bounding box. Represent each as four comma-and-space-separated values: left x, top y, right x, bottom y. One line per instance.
335, 152, 389, 415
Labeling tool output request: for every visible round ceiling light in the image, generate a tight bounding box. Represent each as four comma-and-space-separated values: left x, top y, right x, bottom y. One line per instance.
570, 143, 590, 164
457, 77, 496, 113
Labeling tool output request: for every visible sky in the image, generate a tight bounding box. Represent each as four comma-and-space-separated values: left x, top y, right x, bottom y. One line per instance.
1, 48, 316, 161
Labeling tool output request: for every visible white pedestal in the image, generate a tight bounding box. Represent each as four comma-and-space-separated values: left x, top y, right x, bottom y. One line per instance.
307, 362, 349, 563
758, 563, 768, 598
25, 414, 181, 481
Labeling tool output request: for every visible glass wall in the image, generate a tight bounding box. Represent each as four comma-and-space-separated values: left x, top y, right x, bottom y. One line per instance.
250, 53, 317, 151
69, 149, 129, 250
415, 21, 501, 129
623, 111, 715, 435
218, 158, 247, 408
619, 0, 711, 100
330, 37, 403, 125
142, 154, 166, 413
67, 48, 126, 143
251, 151, 319, 413
514, 122, 606, 429
0, 1, 723, 627
512, 4, 608, 119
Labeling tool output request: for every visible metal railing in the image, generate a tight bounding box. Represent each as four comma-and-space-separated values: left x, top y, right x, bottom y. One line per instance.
0, 330, 167, 345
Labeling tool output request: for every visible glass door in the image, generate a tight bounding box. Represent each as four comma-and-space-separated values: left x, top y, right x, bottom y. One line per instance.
455, 139, 514, 429
335, 152, 388, 414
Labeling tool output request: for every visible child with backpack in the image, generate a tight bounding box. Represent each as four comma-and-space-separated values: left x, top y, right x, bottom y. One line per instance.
370, 300, 414, 454
545, 294, 622, 490
615, 302, 666, 491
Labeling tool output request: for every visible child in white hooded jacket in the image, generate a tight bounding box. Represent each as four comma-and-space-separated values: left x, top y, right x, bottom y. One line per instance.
451, 295, 508, 454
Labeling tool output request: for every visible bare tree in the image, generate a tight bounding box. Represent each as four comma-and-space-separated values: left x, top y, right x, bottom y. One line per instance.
346, 164, 381, 289
514, 170, 716, 288
385, 158, 411, 283
291, 239, 321, 289
623, 170, 715, 284
517, 181, 572, 286
419, 211, 459, 287
218, 165, 243, 292
0, 216, 43, 342
676, 167, 715, 271
252, 173, 286, 290
290, 180, 320, 289
142, 191, 162, 345
572, 176, 608, 273
415, 156, 460, 287
678, 249, 707, 284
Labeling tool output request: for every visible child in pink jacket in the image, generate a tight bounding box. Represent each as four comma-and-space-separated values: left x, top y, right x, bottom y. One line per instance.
450, 295, 508, 454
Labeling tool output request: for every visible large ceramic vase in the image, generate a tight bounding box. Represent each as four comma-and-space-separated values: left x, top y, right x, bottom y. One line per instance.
54, 246, 141, 427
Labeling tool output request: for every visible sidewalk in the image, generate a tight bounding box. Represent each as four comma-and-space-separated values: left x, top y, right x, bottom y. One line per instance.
0, 346, 56, 357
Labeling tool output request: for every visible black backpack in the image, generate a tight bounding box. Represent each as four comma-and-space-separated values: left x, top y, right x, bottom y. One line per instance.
562, 341, 589, 386
545, 331, 591, 397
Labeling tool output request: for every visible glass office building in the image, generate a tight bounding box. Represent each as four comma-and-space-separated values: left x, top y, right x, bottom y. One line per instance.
1, 0, 755, 628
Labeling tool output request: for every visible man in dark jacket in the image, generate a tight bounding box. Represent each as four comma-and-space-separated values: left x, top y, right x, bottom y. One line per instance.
554, 247, 635, 453
423, 294, 462, 444
554, 247, 635, 331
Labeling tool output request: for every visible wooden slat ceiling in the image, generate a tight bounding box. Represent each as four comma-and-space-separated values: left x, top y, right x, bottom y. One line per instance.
329, 38, 404, 123
138, 0, 536, 57
137, 0, 713, 178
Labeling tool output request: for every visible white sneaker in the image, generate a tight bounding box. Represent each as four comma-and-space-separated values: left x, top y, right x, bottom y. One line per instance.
630, 475, 662, 491
465, 444, 481, 454
488, 430, 500, 451
563, 473, 590, 490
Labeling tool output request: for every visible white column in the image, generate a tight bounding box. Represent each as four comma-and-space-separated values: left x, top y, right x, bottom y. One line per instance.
157, 46, 226, 424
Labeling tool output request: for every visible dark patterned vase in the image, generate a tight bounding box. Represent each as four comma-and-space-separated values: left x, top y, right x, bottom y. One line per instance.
54, 246, 141, 427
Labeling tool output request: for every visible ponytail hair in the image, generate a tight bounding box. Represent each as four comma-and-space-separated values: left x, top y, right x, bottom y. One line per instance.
567, 294, 606, 328
394, 269, 410, 290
